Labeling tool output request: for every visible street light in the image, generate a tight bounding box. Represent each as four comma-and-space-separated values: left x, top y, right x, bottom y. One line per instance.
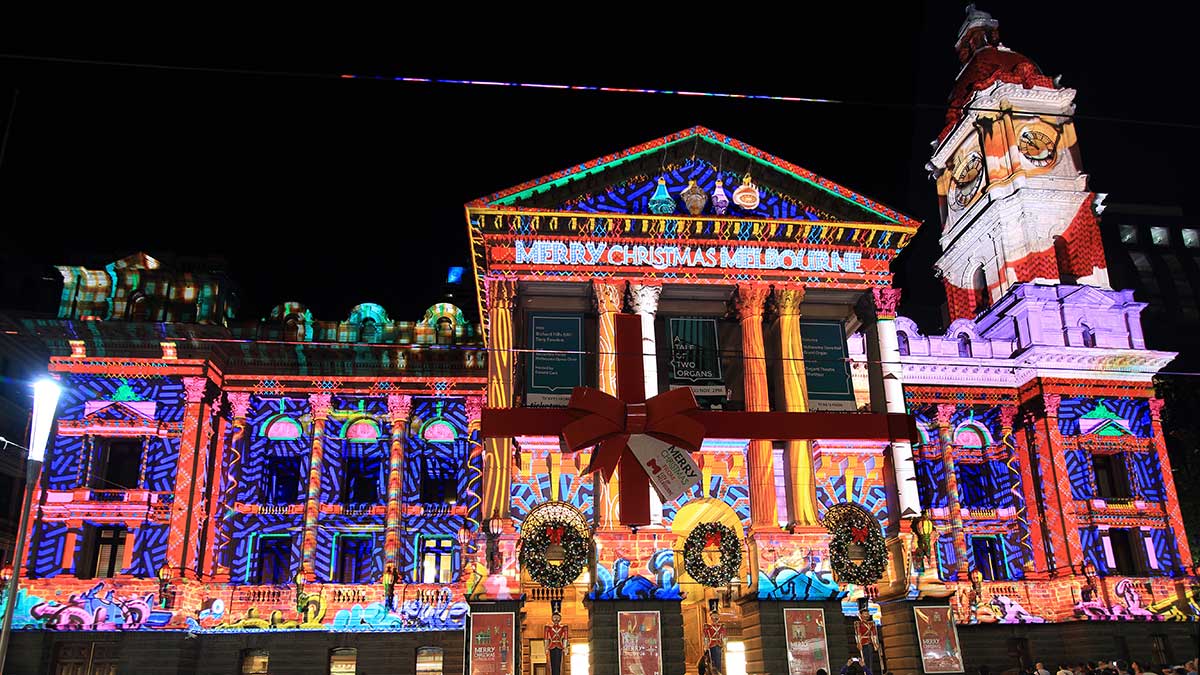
485, 511, 504, 574
0, 378, 61, 672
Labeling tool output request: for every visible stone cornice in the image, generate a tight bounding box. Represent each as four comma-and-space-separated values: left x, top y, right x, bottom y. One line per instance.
893, 346, 1175, 388
932, 83, 1076, 165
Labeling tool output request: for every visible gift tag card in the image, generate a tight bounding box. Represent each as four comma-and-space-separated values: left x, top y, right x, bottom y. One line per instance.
626, 434, 702, 503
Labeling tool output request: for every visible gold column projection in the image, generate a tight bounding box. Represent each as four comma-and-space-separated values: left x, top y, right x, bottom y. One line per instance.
736, 284, 778, 530
774, 285, 819, 526
593, 279, 626, 528
482, 278, 517, 523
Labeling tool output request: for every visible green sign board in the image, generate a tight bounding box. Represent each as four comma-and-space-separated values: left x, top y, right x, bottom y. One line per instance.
668, 317, 725, 398
526, 314, 583, 407
800, 319, 856, 412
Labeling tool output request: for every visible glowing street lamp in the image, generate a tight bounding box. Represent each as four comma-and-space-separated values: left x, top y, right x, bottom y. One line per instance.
0, 378, 61, 672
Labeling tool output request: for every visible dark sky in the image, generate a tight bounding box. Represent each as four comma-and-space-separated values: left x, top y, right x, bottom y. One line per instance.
1, 3, 1196, 326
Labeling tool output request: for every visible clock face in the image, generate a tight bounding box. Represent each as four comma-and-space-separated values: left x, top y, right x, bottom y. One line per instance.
1018, 127, 1057, 167
950, 152, 983, 210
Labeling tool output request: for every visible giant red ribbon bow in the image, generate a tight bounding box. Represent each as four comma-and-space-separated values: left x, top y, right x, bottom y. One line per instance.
851, 526, 868, 544
547, 526, 564, 545
704, 531, 723, 548
481, 312, 920, 527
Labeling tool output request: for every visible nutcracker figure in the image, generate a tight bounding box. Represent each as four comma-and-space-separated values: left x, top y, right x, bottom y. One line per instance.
855, 608, 882, 675
544, 601, 569, 675
699, 599, 727, 675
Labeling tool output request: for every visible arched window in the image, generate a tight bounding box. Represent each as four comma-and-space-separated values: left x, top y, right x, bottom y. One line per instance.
360, 318, 378, 343
241, 649, 269, 675
957, 333, 973, 358
416, 647, 444, 674
972, 265, 990, 313
897, 332, 910, 356
330, 647, 357, 674
436, 316, 454, 345
1081, 323, 1096, 348
1054, 236, 1078, 284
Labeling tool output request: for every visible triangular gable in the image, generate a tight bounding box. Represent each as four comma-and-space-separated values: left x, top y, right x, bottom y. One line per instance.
84, 400, 158, 421
1079, 404, 1132, 436
467, 126, 918, 226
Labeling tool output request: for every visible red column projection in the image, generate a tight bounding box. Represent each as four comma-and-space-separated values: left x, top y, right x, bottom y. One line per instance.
1035, 393, 1084, 574
385, 394, 413, 568
775, 285, 818, 526
483, 278, 517, 526
211, 392, 251, 581
301, 393, 332, 580
593, 279, 626, 528
736, 284, 778, 531
1148, 398, 1194, 568
464, 394, 485, 563
165, 376, 211, 579
1002, 405, 1048, 576
935, 404, 969, 579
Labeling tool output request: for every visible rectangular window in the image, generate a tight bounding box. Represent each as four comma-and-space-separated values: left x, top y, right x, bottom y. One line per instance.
256, 536, 292, 585
264, 457, 302, 504
420, 537, 455, 584
1183, 228, 1200, 248
1119, 224, 1138, 244
93, 438, 142, 490
1107, 528, 1144, 576
81, 526, 126, 579
971, 535, 1008, 581
420, 457, 457, 505
54, 642, 119, 675
336, 536, 371, 584
342, 457, 380, 504
1092, 453, 1131, 499
1151, 226, 1171, 246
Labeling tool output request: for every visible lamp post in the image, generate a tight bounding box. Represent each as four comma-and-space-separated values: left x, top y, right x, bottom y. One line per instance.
0, 378, 61, 672
485, 511, 504, 575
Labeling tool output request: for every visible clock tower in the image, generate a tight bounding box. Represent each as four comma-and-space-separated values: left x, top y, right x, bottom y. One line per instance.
929, 5, 1109, 321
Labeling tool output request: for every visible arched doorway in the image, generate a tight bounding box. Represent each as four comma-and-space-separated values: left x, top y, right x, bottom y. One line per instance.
670, 498, 748, 673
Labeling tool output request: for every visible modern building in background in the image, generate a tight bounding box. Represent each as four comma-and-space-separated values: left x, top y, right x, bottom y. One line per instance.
0, 6, 1195, 675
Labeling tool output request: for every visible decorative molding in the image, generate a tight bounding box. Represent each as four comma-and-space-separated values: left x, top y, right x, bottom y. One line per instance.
592, 280, 625, 314
183, 377, 208, 404
308, 393, 333, 419
386, 394, 413, 422
773, 286, 805, 317
871, 287, 901, 317
627, 283, 663, 315
733, 284, 771, 321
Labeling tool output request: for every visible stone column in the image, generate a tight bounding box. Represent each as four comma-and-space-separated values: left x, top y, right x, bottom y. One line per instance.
301, 393, 332, 580
385, 394, 413, 569
1035, 393, 1085, 575
165, 376, 211, 579
121, 520, 139, 574
736, 284, 778, 530
774, 285, 819, 526
1002, 405, 1048, 576
483, 278, 518, 524
871, 288, 922, 522
593, 280, 626, 528
934, 404, 969, 579
207, 392, 251, 581
629, 282, 664, 524
1148, 398, 1193, 568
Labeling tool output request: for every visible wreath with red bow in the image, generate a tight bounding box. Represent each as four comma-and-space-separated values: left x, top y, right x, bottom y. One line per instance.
683, 522, 743, 588
518, 518, 590, 588
827, 519, 888, 586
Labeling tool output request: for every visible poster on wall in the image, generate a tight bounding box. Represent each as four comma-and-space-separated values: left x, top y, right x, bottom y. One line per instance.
617, 610, 663, 675
913, 605, 965, 673
799, 319, 856, 411
784, 608, 830, 675
470, 612, 516, 675
527, 314, 583, 407
668, 317, 725, 406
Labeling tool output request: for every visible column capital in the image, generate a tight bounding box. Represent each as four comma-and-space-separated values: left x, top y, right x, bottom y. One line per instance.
733, 284, 771, 321
773, 285, 805, 317
871, 287, 902, 318
627, 282, 662, 315
227, 392, 252, 420
183, 377, 208, 404
465, 395, 485, 421
593, 280, 626, 314
485, 277, 519, 311
999, 405, 1018, 431
387, 394, 413, 422
1042, 393, 1061, 418
308, 393, 333, 419
935, 403, 957, 428
1148, 397, 1165, 421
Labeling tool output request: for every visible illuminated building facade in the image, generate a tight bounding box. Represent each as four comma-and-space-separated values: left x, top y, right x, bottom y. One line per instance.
0, 6, 1196, 675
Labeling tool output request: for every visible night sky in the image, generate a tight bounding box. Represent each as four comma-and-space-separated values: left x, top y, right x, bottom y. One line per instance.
0, 3, 1196, 328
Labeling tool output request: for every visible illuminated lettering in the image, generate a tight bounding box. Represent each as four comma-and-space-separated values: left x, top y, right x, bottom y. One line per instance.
511, 240, 865, 274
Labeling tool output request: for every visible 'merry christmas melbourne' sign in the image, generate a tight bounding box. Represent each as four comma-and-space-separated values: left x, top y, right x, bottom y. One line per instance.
482, 313, 918, 526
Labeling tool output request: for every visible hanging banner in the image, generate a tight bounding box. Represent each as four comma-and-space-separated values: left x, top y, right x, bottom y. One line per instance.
913, 605, 965, 673
617, 610, 663, 675
668, 317, 725, 399
784, 608, 830, 675
527, 314, 583, 407
800, 319, 856, 411
470, 612, 516, 675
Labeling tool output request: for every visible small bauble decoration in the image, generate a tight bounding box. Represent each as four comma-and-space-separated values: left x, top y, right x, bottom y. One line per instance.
681, 179, 708, 215
711, 179, 730, 215
648, 177, 676, 215
732, 174, 760, 211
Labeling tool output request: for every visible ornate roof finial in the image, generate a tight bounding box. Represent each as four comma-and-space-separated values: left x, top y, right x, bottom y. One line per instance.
956, 4, 1001, 63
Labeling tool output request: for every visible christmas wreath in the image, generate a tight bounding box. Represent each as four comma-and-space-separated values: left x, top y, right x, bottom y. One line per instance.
683, 522, 743, 588
828, 521, 888, 586
518, 518, 590, 588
